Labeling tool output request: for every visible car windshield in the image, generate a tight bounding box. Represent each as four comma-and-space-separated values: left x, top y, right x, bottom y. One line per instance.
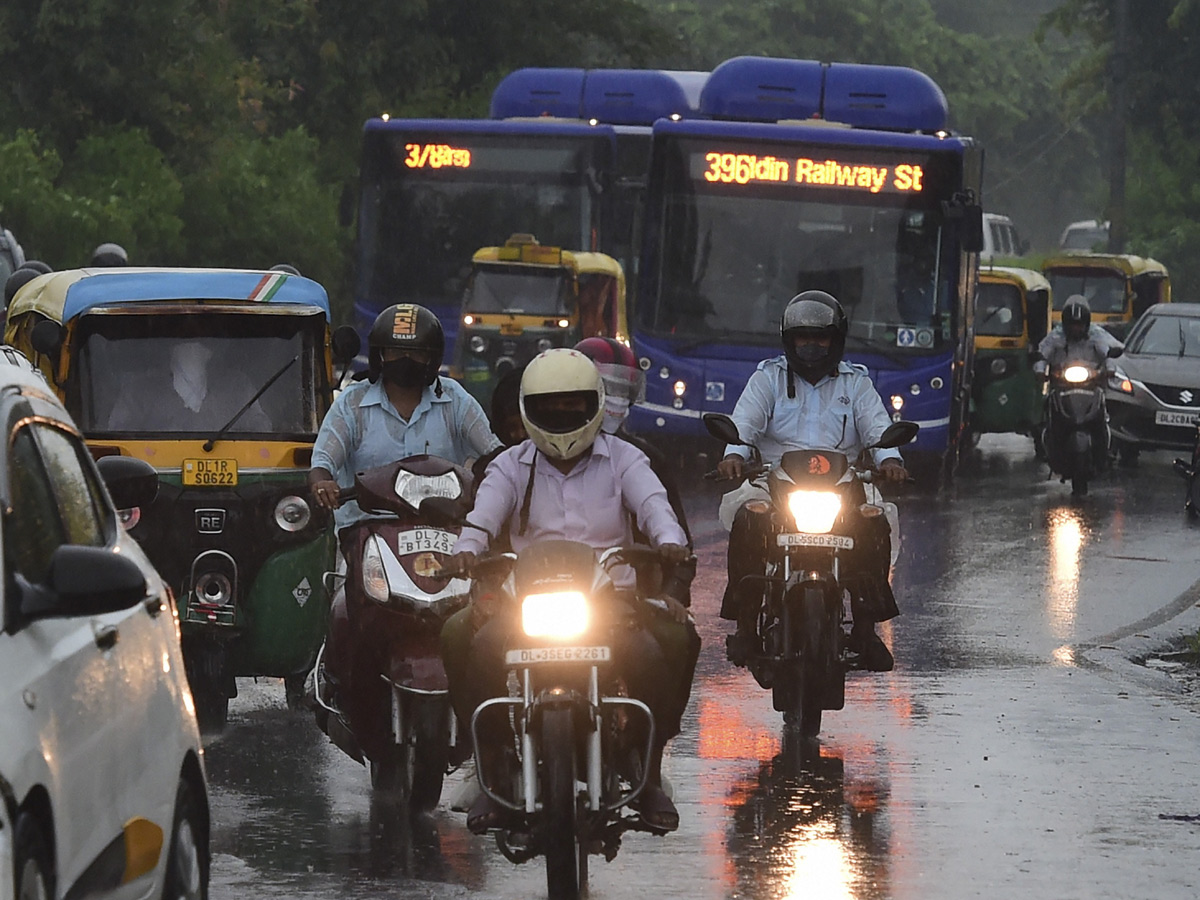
72, 311, 327, 437
975, 282, 1024, 337
1129, 314, 1200, 358
463, 266, 573, 316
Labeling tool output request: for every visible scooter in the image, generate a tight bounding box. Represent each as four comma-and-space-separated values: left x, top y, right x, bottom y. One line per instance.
311, 455, 473, 810
463, 541, 677, 900
703, 413, 918, 737
1172, 420, 1200, 516
1040, 356, 1117, 496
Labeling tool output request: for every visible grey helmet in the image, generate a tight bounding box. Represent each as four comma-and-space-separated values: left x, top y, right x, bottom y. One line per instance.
91, 242, 128, 266
780, 290, 848, 379
1061, 294, 1091, 340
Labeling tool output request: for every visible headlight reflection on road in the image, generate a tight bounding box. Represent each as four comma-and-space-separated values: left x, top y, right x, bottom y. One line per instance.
780, 821, 853, 900
1046, 506, 1087, 658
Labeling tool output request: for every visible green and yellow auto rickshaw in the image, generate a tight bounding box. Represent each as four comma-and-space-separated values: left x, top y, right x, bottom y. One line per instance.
449, 234, 627, 406
5, 267, 360, 730
1041, 252, 1170, 340
969, 266, 1052, 448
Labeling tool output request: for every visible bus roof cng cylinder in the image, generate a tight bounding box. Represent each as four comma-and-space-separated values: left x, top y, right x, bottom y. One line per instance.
491, 68, 707, 124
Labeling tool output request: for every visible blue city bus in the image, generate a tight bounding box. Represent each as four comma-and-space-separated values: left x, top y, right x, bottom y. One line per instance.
627, 57, 984, 471
351, 70, 705, 349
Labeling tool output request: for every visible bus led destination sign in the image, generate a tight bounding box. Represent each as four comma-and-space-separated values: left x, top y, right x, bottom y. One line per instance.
404, 143, 472, 169
699, 151, 925, 193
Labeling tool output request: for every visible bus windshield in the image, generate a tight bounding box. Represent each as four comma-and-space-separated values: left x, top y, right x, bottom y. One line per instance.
641, 136, 961, 355
73, 312, 325, 437
357, 130, 611, 315
1045, 268, 1126, 314
975, 282, 1025, 337
464, 266, 573, 316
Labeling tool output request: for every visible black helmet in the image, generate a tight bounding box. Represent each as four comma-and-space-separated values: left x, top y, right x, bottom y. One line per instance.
367, 303, 444, 385
780, 290, 848, 379
91, 243, 128, 267
18, 260, 52, 275
1061, 294, 1091, 339
4, 267, 42, 308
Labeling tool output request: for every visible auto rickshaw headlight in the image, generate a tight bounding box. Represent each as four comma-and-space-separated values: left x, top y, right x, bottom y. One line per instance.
537, 338, 553, 352
990, 358, 1008, 376
117, 507, 141, 531
194, 572, 233, 606
469, 335, 487, 354
362, 536, 390, 602
274, 495, 312, 532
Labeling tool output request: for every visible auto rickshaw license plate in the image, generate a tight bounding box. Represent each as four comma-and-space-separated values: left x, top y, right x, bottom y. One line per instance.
777, 533, 854, 550
499, 323, 524, 336
397, 528, 456, 556
182, 458, 238, 486
505, 646, 611, 665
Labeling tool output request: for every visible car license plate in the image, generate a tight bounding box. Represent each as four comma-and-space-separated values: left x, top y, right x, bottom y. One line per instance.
505, 646, 611, 665
181, 458, 238, 486
777, 533, 854, 550
1155, 410, 1199, 427
396, 528, 457, 556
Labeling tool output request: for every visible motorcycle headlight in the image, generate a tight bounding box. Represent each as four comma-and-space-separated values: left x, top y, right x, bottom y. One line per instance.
274, 495, 311, 532
394, 470, 462, 511
521, 591, 588, 639
1063, 365, 1092, 384
786, 490, 842, 534
362, 535, 390, 602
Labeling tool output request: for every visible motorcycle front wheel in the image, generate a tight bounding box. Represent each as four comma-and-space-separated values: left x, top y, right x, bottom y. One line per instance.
541, 707, 581, 900
778, 584, 833, 737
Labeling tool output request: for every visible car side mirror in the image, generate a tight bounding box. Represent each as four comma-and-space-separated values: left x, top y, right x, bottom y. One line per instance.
1107, 345, 1124, 359
23, 545, 149, 618
96, 456, 159, 510
702, 413, 744, 446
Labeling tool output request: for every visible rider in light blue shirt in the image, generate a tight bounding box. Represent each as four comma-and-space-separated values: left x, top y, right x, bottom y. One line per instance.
309, 304, 500, 529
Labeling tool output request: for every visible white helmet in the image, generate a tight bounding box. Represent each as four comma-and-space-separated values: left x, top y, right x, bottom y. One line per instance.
520, 349, 606, 461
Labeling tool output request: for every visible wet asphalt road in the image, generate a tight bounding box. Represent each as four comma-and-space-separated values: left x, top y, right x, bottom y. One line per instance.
204, 434, 1200, 899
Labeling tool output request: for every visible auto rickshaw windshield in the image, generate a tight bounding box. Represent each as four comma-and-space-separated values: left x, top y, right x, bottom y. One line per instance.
73, 311, 325, 436
1046, 268, 1126, 314
975, 282, 1024, 337
464, 266, 573, 316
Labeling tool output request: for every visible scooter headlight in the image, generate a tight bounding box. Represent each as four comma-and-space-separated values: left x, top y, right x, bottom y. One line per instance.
362, 535, 390, 602
786, 490, 842, 534
394, 470, 462, 511
1063, 365, 1092, 384
274, 495, 311, 532
521, 591, 589, 639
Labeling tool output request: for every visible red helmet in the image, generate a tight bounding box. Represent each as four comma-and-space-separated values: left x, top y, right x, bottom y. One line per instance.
573, 337, 645, 434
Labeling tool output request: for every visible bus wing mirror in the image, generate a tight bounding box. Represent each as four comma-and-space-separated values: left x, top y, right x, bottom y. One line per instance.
942, 198, 984, 253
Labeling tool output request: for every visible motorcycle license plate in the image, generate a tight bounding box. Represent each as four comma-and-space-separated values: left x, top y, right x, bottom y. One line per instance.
505, 646, 611, 665
1155, 410, 1199, 427
181, 458, 238, 486
396, 528, 456, 556
777, 533, 854, 550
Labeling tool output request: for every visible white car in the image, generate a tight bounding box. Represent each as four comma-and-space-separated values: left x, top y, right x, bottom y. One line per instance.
0, 347, 209, 900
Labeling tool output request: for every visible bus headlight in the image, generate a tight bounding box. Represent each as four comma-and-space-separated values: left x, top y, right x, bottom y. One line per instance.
521, 591, 588, 639
890, 394, 905, 411
786, 490, 842, 534
274, 495, 311, 532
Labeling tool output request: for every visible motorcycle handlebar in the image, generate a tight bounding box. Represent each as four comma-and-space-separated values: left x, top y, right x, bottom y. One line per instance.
703, 464, 767, 482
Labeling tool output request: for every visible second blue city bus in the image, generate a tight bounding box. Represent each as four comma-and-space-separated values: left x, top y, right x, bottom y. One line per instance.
628, 57, 984, 473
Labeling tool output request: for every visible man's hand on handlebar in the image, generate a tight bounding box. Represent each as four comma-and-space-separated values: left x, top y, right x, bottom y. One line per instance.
310, 479, 341, 510
877, 458, 909, 484
656, 543, 692, 565
716, 454, 745, 480
438, 551, 476, 578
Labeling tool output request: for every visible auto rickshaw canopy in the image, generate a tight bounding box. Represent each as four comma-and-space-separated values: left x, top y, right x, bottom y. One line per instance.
976, 265, 1051, 343
1040, 252, 1170, 323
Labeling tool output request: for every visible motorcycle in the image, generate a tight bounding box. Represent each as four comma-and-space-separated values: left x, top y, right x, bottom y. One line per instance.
463, 540, 676, 900
703, 413, 918, 737
1039, 351, 1120, 496
1172, 420, 1200, 516
312, 455, 473, 810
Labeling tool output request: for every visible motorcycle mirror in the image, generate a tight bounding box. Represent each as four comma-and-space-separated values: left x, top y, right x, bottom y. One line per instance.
1107, 345, 1124, 359
419, 496, 465, 527
871, 420, 920, 449
331, 325, 362, 364
703, 413, 744, 446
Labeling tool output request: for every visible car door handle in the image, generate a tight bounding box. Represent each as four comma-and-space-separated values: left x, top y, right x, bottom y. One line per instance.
93, 623, 119, 651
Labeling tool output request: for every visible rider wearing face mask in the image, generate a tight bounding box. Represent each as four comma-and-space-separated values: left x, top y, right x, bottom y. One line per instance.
308, 303, 501, 529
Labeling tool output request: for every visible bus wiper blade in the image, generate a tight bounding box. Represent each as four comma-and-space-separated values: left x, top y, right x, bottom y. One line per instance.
202, 355, 298, 452
843, 334, 906, 365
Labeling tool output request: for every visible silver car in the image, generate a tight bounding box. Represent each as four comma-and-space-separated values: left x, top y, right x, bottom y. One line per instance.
1106, 302, 1200, 464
